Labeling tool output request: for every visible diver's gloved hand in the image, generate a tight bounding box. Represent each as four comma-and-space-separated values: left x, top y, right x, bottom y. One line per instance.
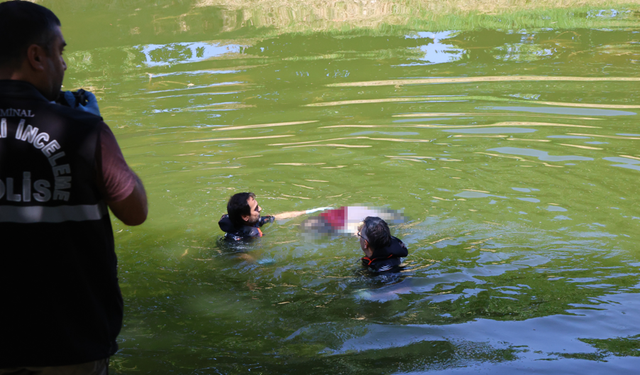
62, 89, 101, 117
259, 215, 275, 226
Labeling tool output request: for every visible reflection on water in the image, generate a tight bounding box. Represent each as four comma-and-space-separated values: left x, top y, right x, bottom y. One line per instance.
42, 0, 640, 373
400, 31, 464, 66
139, 42, 245, 67
488, 147, 594, 162
491, 106, 636, 117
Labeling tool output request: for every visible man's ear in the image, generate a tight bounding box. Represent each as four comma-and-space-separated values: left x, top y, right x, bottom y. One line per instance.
241, 215, 250, 222
364, 244, 373, 257
26, 44, 47, 72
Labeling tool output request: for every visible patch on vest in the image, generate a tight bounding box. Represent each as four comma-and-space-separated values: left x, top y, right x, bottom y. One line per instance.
0, 108, 35, 118
1, 117, 72, 202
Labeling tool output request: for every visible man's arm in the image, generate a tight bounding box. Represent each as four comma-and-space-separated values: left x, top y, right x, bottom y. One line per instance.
96, 122, 148, 226
273, 207, 332, 221
273, 210, 307, 221
108, 174, 148, 226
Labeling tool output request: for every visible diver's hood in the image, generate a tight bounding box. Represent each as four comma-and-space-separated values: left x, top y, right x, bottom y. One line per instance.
371, 236, 408, 259
218, 214, 239, 233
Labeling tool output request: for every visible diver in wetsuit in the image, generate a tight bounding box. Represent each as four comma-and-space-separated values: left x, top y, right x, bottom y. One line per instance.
219, 192, 328, 241
357, 216, 408, 272
219, 192, 274, 241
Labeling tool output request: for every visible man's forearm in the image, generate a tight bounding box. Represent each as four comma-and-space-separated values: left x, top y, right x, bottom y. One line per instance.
108, 173, 148, 226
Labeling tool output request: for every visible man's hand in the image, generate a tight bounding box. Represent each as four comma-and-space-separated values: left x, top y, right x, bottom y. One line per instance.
259, 215, 275, 226
62, 89, 101, 116
108, 174, 148, 226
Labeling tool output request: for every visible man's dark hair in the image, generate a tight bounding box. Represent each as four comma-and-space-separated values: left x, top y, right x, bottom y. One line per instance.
361, 216, 391, 251
0, 1, 61, 68
227, 192, 256, 227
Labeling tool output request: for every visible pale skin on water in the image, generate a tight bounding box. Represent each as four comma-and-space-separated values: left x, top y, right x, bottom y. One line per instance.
237, 196, 311, 262
240, 196, 318, 224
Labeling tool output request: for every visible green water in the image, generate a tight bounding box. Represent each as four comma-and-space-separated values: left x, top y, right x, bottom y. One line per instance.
42, 0, 640, 373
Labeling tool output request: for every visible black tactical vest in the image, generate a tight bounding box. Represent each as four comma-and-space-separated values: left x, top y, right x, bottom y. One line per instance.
0, 80, 121, 367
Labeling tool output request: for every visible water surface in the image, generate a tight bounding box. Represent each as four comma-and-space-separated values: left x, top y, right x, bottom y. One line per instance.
42, 0, 640, 373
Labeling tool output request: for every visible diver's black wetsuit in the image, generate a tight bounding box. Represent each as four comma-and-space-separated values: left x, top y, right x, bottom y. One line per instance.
361, 236, 408, 272
218, 214, 274, 241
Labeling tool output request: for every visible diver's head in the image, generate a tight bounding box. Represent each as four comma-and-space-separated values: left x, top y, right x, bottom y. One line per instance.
358, 216, 391, 257
227, 192, 261, 226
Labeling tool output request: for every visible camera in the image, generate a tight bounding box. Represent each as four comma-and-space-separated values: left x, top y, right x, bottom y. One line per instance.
56, 89, 88, 108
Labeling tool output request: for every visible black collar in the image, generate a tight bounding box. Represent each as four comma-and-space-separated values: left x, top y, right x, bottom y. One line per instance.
0, 80, 49, 102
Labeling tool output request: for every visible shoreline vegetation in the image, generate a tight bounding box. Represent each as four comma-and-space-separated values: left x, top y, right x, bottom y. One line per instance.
189, 0, 640, 34
42, 0, 640, 77
36, 0, 640, 40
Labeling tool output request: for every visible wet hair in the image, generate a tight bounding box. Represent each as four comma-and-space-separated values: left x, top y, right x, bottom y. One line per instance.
0, 1, 61, 68
361, 216, 391, 251
227, 192, 256, 227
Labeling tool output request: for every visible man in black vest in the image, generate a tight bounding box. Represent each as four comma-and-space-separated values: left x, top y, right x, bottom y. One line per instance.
0, 1, 148, 374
